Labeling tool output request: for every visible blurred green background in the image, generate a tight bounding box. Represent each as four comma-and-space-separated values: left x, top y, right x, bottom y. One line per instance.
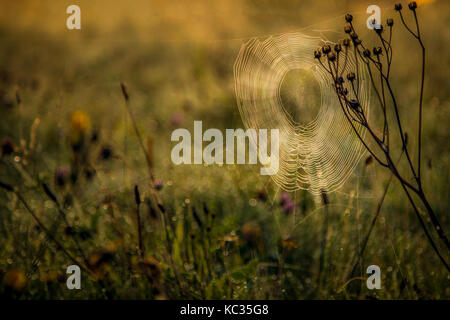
0, 0, 448, 299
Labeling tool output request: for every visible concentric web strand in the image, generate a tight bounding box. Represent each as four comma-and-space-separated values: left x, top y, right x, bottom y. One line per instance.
234, 32, 370, 195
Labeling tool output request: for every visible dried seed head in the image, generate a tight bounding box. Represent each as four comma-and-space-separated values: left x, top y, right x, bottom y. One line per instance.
344, 24, 352, 34
1, 137, 14, 156
408, 1, 417, 10
327, 52, 336, 62
363, 49, 371, 57
334, 44, 342, 53
395, 3, 403, 11
354, 38, 362, 46
314, 50, 322, 59
387, 18, 394, 27
347, 72, 356, 81
365, 155, 374, 166
375, 24, 383, 34
373, 47, 383, 55
342, 39, 351, 47
345, 13, 353, 23
342, 88, 349, 96
321, 45, 331, 54
100, 145, 113, 160
336, 76, 344, 84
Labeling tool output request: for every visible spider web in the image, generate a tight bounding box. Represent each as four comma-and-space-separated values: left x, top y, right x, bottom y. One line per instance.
234, 32, 370, 195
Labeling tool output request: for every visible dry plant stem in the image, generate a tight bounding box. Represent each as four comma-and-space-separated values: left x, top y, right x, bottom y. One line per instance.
410, 10, 425, 183
350, 151, 404, 278
316, 10, 450, 271
318, 203, 329, 288
350, 173, 393, 278
0, 182, 89, 274
136, 203, 144, 258
120, 84, 186, 293
120, 83, 162, 208
42, 183, 90, 268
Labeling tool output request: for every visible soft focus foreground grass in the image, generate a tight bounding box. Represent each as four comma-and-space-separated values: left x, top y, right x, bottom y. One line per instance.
0, 0, 448, 299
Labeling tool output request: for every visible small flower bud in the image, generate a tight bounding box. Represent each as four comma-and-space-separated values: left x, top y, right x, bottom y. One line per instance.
344, 24, 352, 34
354, 38, 362, 46
350, 32, 358, 40
342, 39, 351, 47
408, 2, 417, 10
322, 45, 331, 54
327, 52, 336, 62
314, 50, 322, 59
347, 72, 356, 81
334, 44, 342, 53
345, 14, 353, 23
386, 18, 394, 27
363, 49, 371, 57
373, 47, 382, 55
395, 3, 403, 11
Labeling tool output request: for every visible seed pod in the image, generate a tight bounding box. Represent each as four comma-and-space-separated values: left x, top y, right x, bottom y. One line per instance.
365, 155, 374, 166
334, 44, 342, 53
100, 145, 112, 160
344, 24, 352, 34
342, 39, 351, 47
314, 50, 322, 59
408, 2, 417, 10
347, 72, 356, 81
327, 52, 336, 62
345, 14, 353, 23
395, 3, 403, 11
373, 47, 383, 55
387, 18, 394, 27
375, 25, 383, 34
321, 45, 331, 54
363, 49, 371, 57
